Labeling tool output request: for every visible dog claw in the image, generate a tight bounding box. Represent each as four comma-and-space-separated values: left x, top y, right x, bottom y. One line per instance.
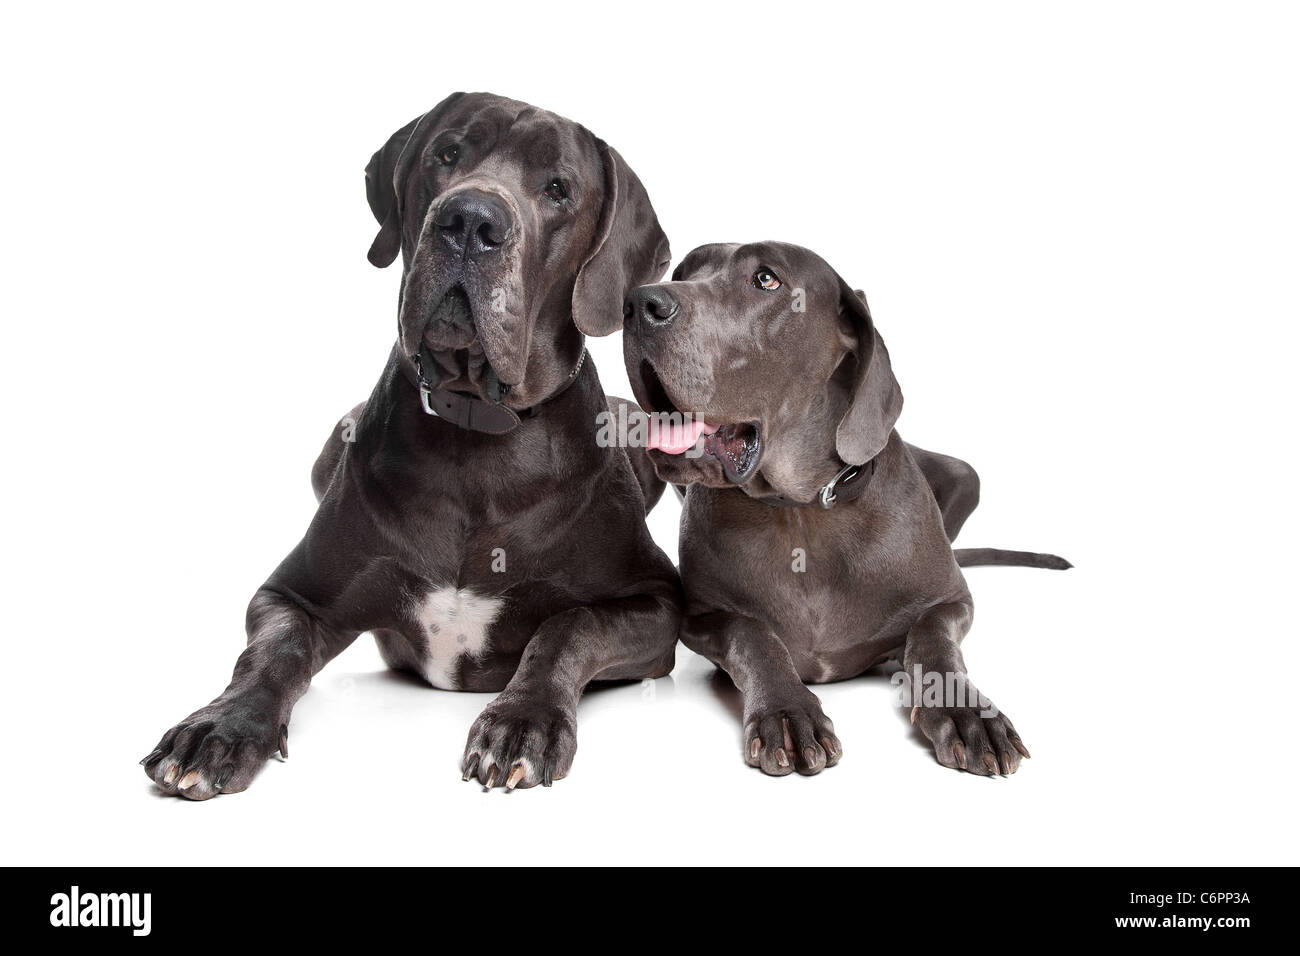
749, 738, 761, 761
910, 705, 919, 725
952, 742, 967, 770
505, 765, 525, 791
278, 724, 289, 759
140, 749, 162, 767
162, 764, 178, 785
462, 754, 480, 782
178, 770, 200, 790
982, 752, 999, 775
483, 766, 497, 791
1012, 737, 1031, 759
775, 748, 789, 769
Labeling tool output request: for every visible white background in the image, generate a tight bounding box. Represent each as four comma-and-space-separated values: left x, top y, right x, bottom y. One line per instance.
2, 1, 1297, 866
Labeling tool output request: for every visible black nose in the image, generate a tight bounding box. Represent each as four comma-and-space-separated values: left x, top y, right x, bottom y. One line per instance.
434, 190, 512, 258
624, 286, 679, 329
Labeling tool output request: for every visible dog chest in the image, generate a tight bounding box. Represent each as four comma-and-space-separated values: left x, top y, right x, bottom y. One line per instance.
411, 585, 505, 689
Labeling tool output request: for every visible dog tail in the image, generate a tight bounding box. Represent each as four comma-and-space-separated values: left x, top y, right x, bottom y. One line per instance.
954, 548, 1072, 570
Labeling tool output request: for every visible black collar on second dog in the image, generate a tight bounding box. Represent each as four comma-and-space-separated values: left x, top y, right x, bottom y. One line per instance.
758, 457, 877, 510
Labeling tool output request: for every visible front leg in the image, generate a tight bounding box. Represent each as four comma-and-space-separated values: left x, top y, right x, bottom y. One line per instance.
462, 593, 678, 790
903, 600, 1030, 776
141, 587, 359, 800
682, 611, 842, 777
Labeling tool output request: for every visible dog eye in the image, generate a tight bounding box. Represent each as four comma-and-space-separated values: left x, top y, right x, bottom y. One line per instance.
437, 144, 460, 167
544, 178, 569, 203
753, 268, 782, 291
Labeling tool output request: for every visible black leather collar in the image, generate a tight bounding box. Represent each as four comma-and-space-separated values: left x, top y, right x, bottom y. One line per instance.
756, 457, 877, 509
413, 346, 587, 436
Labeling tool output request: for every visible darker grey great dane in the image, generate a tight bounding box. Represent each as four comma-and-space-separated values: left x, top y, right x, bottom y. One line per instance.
142, 92, 680, 797
622, 241, 1068, 777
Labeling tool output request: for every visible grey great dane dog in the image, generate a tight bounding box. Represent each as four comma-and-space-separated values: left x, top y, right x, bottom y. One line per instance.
623, 241, 1068, 777
142, 92, 680, 797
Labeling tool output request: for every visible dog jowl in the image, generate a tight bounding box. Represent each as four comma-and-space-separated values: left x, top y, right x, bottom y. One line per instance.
142, 93, 681, 798
623, 241, 1068, 777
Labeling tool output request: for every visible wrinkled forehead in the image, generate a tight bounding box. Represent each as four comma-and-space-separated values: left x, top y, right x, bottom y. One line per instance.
671, 242, 738, 280
419, 95, 599, 174
673, 241, 837, 293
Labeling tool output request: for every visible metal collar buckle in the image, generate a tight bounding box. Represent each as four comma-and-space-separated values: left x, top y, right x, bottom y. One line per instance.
418, 384, 439, 418
819, 462, 861, 509
412, 353, 442, 418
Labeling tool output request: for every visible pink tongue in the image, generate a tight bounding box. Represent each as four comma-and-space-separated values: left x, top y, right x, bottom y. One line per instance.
647, 418, 717, 455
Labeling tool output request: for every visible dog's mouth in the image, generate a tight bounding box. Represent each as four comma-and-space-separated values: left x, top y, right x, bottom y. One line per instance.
637, 359, 681, 416
637, 359, 762, 483
414, 287, 511, 402
701, 423, 762, 483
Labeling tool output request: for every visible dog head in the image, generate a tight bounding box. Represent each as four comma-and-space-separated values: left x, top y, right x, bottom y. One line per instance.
367, 92, 670, 408
623, 241, 902, 501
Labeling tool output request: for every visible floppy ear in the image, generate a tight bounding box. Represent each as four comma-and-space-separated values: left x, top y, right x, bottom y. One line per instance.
364, 92, 465, 268
571, 140, 671, 336
834, 283, 904, 465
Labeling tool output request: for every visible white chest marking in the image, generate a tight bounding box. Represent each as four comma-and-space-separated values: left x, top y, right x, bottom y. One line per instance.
413, 585, 504, 689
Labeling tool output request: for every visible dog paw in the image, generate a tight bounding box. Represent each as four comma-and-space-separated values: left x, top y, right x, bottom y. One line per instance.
911, 695, 1029, 776
461, 692, 577, 790
743, 689, 841, 776
141, 696, 284, 800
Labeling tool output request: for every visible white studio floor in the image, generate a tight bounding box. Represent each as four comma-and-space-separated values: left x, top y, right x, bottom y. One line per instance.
9, 495, 1290, 866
